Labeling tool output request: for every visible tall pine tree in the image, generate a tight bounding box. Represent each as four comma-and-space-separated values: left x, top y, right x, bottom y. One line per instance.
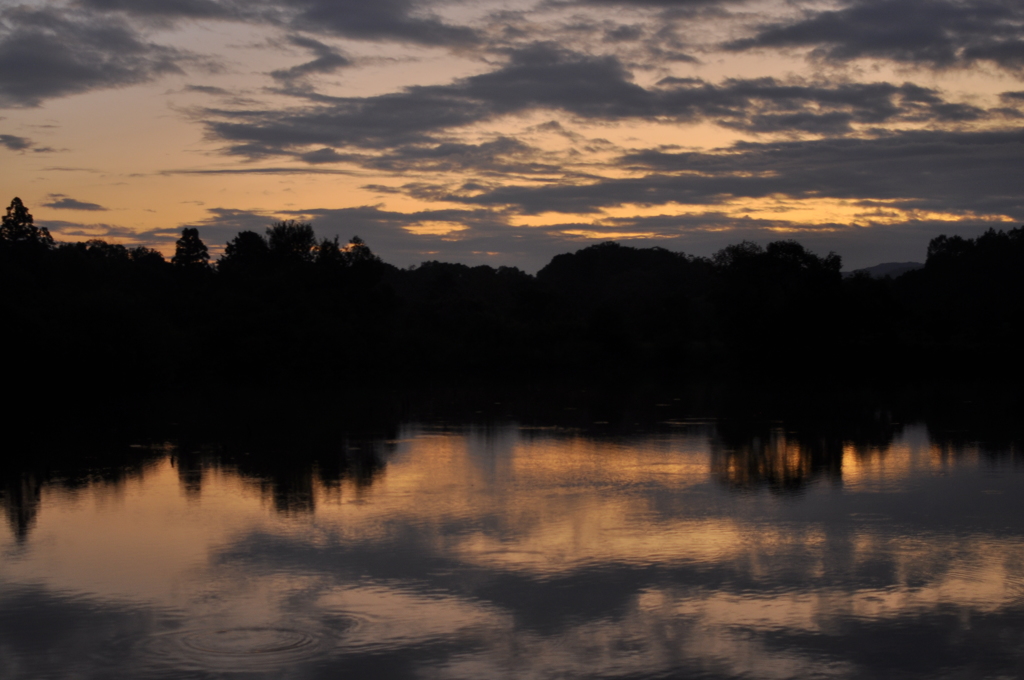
172, 227, 209, 268
0, 197, 53, 247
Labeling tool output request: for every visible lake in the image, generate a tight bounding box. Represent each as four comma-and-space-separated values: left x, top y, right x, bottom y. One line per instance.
3, 401, 1024, 679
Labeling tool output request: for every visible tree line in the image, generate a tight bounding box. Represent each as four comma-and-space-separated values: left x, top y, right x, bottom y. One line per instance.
2, 196, 1021, 404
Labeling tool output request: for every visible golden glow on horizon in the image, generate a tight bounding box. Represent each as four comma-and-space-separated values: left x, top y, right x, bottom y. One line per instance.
501, 197, 1013, 242
561, 229, 661, 240
403, 221, 469, 236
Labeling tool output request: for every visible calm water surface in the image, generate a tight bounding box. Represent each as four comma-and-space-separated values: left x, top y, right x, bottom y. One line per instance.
3, 419, 1024, 679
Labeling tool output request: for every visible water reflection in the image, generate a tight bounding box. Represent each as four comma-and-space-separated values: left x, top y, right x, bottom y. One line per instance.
1, 472, 40, 542
711, 427, 842, 491
2, 414, 1024, 679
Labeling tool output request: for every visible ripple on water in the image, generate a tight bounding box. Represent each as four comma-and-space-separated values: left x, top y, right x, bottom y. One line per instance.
141, 627, 321, 673
126, 616, 365, 674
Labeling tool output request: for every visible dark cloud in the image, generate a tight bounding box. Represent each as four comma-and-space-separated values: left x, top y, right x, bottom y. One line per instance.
555, 0, 743, 8
203, 44, 994, 161
270, 35, 351, 83
298, 147, 352, 164
0, 7, 188, 107
204, 86, 486, 155
358, 137, 563, 175
295, 137, 558, 173
725, 0, 1024, 71
42, 196, 108, 211
184, 84, 232, 95
163, 165, 355, 175
603, 24, 645, 43
78, 0, 479, 47
284, 0, 479, 46
160, 206, 281, 246
76, 0, 240, 19
573, 0, 741, 4
201, 44, 653, 158
0, 133, 30, 150
43, 220, 150, 242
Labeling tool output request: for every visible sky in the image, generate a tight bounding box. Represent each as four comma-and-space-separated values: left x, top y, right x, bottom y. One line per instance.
1, 0, 1022, 271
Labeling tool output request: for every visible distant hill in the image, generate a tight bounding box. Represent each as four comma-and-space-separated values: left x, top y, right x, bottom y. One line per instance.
845, 261, 923, 279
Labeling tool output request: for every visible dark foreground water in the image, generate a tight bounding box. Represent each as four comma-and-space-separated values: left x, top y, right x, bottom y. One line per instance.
3, 412, 1024, 679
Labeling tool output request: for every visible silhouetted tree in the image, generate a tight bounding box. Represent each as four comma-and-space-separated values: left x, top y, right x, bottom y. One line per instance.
267, 220, 316, 263
218, 230, 269, 273
129, 246, 166, 267
898, 225, 1024, 371
344, 235, 380, 266
0, 197, 53, 247
712, 239, 843, 373
81, 239, 130, 260
171, 228, 209, 268
315, 236, 346, 269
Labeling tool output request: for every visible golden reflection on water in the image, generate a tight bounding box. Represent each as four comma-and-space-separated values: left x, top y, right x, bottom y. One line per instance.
2, 423, 1024, 679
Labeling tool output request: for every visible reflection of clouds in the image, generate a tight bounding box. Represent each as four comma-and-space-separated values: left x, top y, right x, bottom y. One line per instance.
425, 589, 855, 680
658, 538, 1024, 634
317, 584, 507, 652
451, 516, 749, 573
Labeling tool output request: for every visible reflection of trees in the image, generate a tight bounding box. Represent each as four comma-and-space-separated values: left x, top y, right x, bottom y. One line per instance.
0, 446, 163, 542
711, 427, 843, 491
708, 398, 908, 492
0, 472, 41, 542
240, 442, 388, 514
172, 449, 207, 499
923, 389, 1024, 462
710, 419, 904, 492
169, 434, 393, 515
1, 419, 397, 541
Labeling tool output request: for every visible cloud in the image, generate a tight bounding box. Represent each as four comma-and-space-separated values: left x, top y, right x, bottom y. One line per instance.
446, 129, 1024, 217
0, 6, 190, 107
201, 43, 661, 159
42, 219, 151, 243
358, 137, 562, 175
0, 133, 30, 150
76, 0, 241, 20
552, 0, 745, 14
283, 0, 480, 46
202, 43, 995, 162
725, 0, 1024, 72
78, 0, 480, 47
269, 35, 352, 84
160, 206, 282, 245
42, 195, 109, 211
183, 84, 232, 95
